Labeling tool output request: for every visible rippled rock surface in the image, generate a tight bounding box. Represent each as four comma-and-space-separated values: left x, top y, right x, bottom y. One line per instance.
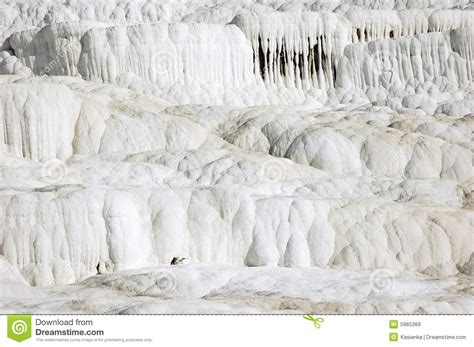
0, 0, 472, 313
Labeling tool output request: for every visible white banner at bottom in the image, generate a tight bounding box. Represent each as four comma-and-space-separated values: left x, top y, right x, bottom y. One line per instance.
1, 315, 472, 346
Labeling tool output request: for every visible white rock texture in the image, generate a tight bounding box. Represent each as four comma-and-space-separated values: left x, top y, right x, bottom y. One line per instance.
0, 0, 472, 313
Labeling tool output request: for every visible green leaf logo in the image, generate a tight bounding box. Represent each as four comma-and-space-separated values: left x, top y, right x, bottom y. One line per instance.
303, 315, 324, 329
7, 315, 32, 342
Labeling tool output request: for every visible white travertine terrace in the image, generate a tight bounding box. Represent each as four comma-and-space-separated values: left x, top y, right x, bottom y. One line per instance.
0, 0, 472, 313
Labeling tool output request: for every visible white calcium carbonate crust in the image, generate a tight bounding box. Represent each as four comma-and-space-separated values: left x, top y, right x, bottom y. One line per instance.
0, 0, 472, 314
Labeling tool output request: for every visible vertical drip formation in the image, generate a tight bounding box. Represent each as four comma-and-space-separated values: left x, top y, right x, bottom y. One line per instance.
9, 22, 256, 98
450, 27, 474, 83
336, 27, 473, 95
230, 9, 473, 93
0, 1, 473, 304
346, 9, 473, 43
232, 12, 351, 91
8, 21, 108, 76
5, 9, 473, 103
428, 9, 474, 32
347, 10, 430, 42
77, 23, 256, 91
348, 10, 403, 42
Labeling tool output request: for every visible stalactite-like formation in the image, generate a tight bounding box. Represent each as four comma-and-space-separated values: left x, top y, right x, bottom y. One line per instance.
0, 0, 473, 314
232, 12, 351, 91
336, 27, 473, 95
